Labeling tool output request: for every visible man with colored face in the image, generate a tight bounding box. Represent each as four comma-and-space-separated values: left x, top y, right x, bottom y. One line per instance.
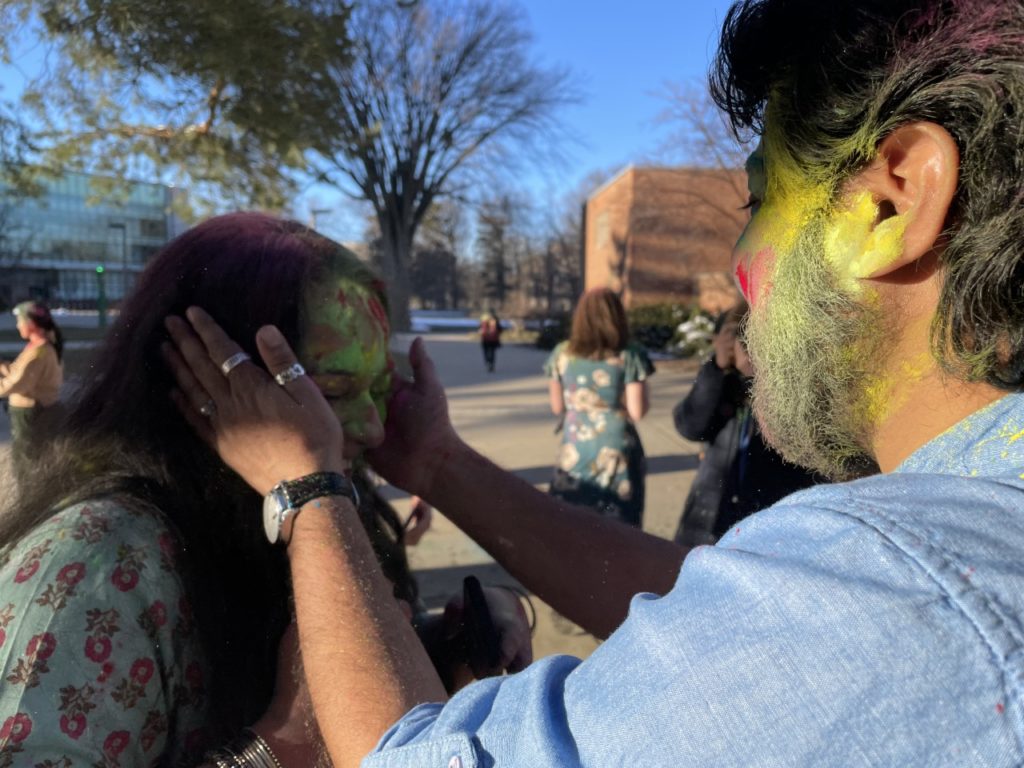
351, 2, 1024, 763
733, 133, 892, 481
185, 1, 1024, 765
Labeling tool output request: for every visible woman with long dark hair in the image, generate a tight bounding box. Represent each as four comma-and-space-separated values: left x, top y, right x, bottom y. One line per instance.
0, 213, 528, 764
0, 300, 63, 447
545, 288, 654, 527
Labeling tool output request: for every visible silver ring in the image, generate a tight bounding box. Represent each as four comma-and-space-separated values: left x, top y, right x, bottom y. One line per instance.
199, 399, 217, 417
220, 351, 251, 376
273, 362, 306, 386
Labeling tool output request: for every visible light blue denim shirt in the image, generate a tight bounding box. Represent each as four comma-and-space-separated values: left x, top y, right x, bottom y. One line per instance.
364, 393, 1024, 767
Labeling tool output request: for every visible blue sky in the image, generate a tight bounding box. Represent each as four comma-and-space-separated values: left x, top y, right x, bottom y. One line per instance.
1, 1, 739, 242
304, 1, 741, 241
520, 1, 735, 182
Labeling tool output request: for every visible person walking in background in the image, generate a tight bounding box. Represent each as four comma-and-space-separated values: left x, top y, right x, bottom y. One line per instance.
673, 300, 824, 546
479, 311, 502, 372
545, 288, 654, 527
0, 300, 63, 447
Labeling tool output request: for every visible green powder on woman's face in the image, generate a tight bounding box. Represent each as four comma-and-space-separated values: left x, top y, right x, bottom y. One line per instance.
300, 277, 393, 445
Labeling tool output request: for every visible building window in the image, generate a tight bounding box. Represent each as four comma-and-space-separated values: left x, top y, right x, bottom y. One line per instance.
139, 218, 167, 238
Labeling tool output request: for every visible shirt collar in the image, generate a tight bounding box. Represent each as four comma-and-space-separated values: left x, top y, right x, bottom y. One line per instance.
896, 392, 1024, 478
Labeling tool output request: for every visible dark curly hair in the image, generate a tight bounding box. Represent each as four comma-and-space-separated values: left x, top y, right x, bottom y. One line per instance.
712, 0, 1024, 387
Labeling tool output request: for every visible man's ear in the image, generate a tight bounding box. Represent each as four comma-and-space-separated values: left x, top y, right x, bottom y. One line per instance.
850, 121, 959, 278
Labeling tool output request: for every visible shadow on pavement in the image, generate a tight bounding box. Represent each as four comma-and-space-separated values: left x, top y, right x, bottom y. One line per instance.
377, 453, 700, 501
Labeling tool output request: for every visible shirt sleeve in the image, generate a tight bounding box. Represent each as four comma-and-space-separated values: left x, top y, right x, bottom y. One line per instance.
542, 342, 567, 380
0, 500, 209, 765
362, 486, 1017, 767
0, 346, 44, 399
624, 343, 655, 384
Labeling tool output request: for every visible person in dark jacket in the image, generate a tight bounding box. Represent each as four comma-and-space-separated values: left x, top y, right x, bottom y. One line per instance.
479, 311, 503, 372
673, 301, 825, 546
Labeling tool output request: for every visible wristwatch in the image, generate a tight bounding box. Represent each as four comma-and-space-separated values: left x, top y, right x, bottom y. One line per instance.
262, 472, 360, 544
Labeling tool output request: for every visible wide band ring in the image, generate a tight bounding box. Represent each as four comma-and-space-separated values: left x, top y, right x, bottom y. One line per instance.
274, 362, 306, 386
199, 399, 217, 418
220, 351, 251, 376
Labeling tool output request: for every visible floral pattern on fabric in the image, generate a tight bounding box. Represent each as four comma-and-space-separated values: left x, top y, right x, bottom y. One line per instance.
544, 341, 655, 526
0, 499, 210, 766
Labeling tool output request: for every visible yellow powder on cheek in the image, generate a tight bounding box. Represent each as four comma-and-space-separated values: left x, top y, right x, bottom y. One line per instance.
759, 125, 831, 259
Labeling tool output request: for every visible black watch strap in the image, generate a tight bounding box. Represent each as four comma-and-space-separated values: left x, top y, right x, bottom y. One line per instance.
281, 471, 359, 509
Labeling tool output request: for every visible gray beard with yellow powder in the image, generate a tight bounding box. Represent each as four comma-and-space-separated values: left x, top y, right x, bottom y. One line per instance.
743, 213, 885, 481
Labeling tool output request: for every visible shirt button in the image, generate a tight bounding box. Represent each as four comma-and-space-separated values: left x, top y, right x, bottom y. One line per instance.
448, 758, 463, 768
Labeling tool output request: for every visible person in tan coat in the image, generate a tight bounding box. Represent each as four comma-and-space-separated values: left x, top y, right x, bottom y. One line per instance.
0, 301, 63, 444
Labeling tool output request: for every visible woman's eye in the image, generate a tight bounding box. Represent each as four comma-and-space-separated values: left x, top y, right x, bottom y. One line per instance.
322, 385, 355, 402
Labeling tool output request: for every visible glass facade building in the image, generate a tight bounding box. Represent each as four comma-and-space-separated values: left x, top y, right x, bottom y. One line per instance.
0, 171, 184, 309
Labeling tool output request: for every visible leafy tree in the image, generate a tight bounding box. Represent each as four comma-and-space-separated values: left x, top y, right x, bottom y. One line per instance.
3, 0, 572, 329
1, 0, 350, 211
317, 0, 574, 328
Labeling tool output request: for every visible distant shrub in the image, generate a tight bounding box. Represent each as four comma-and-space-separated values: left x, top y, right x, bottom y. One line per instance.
674, 314, 716, 358
627, 302, 689, 328
627, 302, 699, 353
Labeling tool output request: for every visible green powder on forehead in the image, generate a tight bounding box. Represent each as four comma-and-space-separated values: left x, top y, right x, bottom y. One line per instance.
302, 277, 389, 378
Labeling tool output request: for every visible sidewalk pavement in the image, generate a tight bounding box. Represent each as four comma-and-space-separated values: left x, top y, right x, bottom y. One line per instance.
387, 334, 703, 661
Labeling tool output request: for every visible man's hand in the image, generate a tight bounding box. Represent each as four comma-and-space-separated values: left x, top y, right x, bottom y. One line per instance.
368, 338, 461, 500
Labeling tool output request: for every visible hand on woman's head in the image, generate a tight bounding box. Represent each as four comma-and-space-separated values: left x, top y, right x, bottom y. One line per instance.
163, 307, 346, 496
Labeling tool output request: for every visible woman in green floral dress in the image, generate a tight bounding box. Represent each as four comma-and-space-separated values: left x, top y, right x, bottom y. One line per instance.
545, 289, 655, 527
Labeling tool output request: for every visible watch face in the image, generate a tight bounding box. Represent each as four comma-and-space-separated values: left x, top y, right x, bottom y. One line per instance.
263, 489, 284, 543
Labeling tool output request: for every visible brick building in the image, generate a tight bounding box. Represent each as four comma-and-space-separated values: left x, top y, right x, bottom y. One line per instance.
584, 165, 747, 314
